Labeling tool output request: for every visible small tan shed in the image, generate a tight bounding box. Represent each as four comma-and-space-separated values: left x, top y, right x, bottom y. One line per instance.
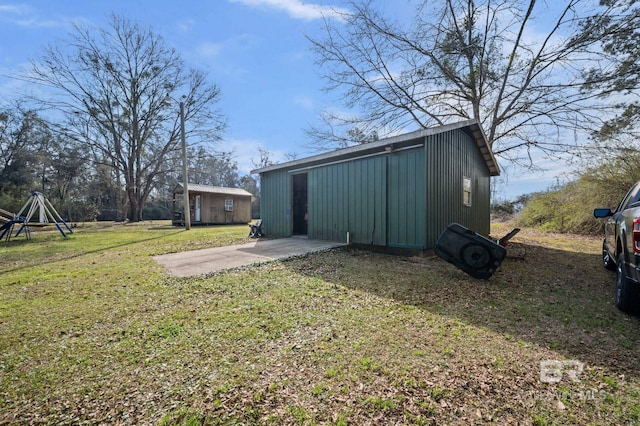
172, 183, 253, 226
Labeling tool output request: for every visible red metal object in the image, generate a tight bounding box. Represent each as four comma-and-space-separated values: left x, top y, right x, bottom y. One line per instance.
498, 228, 521, 247
633, 218, 640, 254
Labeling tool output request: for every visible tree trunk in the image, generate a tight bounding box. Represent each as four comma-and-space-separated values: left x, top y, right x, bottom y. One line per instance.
129, 201, 141, 222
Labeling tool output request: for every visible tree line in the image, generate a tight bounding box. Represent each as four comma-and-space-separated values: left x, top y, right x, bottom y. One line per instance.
0, 106, 257, 221
511, 143, 640, 235
1, 15, 258, 222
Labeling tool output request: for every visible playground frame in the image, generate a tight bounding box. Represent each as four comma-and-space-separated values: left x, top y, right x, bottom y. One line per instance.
0, 192, 73, 241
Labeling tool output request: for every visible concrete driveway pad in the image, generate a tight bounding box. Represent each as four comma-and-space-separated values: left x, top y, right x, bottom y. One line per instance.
153, 237, 345, 277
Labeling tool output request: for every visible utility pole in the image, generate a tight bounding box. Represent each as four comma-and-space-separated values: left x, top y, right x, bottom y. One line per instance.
180, 101, 191, 230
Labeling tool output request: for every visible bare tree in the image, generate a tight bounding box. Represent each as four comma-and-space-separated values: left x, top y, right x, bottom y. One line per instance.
308, 0, 636, 166
252, 147, 275, 169
27, 14, 226, 221
581, 0, 640, 142
190, 147, 240, 187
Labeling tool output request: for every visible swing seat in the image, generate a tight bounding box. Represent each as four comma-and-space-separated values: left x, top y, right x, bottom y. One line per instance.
27, 222, 49, 228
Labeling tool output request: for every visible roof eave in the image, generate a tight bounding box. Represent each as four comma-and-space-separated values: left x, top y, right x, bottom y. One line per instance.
465, 121, 500, 177
174, 183, 253, 197
252, 119, 500, 176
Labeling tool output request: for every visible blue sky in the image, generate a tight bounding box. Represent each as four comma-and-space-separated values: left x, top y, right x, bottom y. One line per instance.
0, 0, 566, 200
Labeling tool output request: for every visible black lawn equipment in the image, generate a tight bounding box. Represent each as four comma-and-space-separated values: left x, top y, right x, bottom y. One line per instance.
435, 223, 520, 280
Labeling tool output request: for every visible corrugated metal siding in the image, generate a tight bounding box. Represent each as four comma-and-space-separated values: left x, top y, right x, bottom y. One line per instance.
260, 169, 291, 238
387, 148, 425, 249
351, 156, 387, 245
424, 129, 491, 248
259, 127, 491, 248
308, 155, 387, 244
308, 163, 346, 242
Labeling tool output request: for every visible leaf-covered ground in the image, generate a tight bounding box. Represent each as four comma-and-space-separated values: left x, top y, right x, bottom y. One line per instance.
0, 222, 638, 425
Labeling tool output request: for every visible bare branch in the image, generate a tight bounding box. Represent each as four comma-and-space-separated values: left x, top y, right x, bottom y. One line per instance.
24, 14, 226, 221
307, 0, 638, 168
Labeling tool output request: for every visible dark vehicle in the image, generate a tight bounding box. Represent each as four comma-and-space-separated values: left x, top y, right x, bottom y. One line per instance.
594, 181, 640, 314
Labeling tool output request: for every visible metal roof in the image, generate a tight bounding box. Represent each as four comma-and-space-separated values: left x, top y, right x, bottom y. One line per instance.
251, 119, 500, 176
174, 183, 253, 197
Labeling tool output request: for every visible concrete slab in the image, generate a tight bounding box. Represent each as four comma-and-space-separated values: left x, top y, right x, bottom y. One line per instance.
153, 237, 346, 277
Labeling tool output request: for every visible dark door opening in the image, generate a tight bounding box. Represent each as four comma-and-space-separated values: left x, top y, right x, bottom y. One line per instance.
292, 173, 308, 235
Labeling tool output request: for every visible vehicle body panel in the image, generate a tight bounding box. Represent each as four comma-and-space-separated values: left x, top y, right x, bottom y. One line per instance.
594, 181, 640, 312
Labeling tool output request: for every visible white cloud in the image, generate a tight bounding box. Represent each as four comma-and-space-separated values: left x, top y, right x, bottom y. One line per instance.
196, 41, 224, 58
175, 18, 196, 33
0, 4, 31, 14
222, 138, 291, 175
0, 61, 46, 103
0, 4, 70, 28
293, 95, 314, 110
0, 73, 25, 101
195, 33, 259, 59
494, 152, 578, 200
228, 0, 350, 21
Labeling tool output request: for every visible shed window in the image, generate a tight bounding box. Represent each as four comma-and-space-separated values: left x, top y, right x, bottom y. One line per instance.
224, 199, 233, 212
463, 177, 472, 206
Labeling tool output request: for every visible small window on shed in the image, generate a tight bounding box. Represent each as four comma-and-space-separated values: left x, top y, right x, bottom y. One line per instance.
224, 199, 233, 212
463, 177, 472, 206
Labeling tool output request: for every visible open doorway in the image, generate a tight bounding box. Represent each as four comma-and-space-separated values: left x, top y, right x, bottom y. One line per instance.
195, 195, 201, 222
292, 173, 308, 235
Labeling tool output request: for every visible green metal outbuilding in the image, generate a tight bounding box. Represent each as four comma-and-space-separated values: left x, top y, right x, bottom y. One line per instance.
251, 119, 500, 252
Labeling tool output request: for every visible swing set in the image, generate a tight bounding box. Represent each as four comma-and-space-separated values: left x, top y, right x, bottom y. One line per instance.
0, 192, 73, 241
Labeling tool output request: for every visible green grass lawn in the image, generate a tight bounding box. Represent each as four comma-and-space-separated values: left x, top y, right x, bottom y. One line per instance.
1, 221, 639, 425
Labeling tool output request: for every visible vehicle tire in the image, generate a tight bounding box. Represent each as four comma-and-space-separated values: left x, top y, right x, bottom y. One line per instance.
615, 253, 639, 314
460, 243, 492, 269
603, 241, 616, 271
